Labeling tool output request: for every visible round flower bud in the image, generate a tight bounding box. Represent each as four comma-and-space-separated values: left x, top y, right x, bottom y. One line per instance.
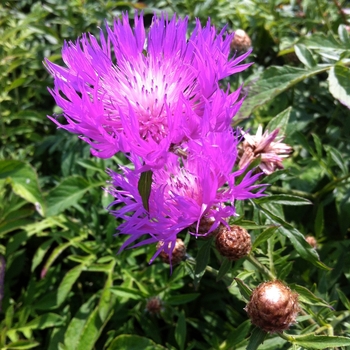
145, 296, 163, 315
188, 216, 221, 237
230, 29, 252, 53
157, 238, 186, 265
245, 280, 300, 333
305, 235, 317, 249
215, 225, 251, 260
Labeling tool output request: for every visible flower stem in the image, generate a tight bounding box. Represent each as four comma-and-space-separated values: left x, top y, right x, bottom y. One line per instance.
247, 254, 276, 280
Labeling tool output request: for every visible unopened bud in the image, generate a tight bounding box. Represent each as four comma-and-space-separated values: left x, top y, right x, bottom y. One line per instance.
157, 238, 186, 265
230, 29, 252, 53
215, 225, 251, 260
145, 296, 163, 315
189, 216, 221, 237
245, 280, 300, 333
306, 236, 317, 249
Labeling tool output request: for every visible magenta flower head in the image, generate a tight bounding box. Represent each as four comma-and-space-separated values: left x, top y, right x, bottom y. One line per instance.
107, 130, 266, 267
45, 12, 252, 167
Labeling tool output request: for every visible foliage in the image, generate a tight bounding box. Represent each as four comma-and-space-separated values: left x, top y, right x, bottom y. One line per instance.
1, 0, 350, 349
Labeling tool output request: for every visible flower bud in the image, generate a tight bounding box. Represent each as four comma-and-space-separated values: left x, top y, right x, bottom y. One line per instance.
215, 225, 251, 260
230, 29, 252, 53
245, 280, 300, 333
145, 296, 163, 315
157, 238, 186, 265
305, 235, 317, 249
188, 216, 221, 237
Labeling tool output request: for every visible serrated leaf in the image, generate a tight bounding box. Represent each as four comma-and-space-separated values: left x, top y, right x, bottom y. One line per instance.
0, 160, 45, 216
290, 333, 350, 348
328, 64, 350, 109
107, 335, 166, 350
46, 176, 91, 217
266, 107, 291, 134
138, 170, 153, 212
295, 44, 316, 68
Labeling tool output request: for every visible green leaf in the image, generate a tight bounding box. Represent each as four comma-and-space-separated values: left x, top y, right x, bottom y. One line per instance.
325, 145, 349, 175
5, 340, 40, 349
247, 327, 267, 350
46, 176, 91, 217
175, 311, 186, 350
216, 258, 232, 281
252, 226, 278, 250
289, 284, 331, 308
137, 170, 153, 212
107, 335, 166, 350
16, 313, 64, 331
337, 288, 350, 311
234, 278, 252, 301
63, 296, 96, 350
56, 264, 85, 307
238, 65, 330, 118
31, 238, 54, 272
289, 333, 350, 349
312, 133, 323, 158
225, 320, 251, 348
266, 107, 291, 134
298, 33, 346, 51
314, 203, 324, 237
0, 160, 45, 216
258, 205, 330, 270
166, 293, 200, 305
338, 25, 350, 45
109, 286, 147, 300
255, 195, 312, 206
328, 64, 350, 109
194, 239, 212, 287
75, 305, 113, 350
294, 44, 316, 68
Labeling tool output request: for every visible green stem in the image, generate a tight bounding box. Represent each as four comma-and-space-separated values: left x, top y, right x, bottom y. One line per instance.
267, 238, 276, 277
269, 186, 315, 200
247, 254, 276, 280
313, 174, 350, 198
185, 257, 232, 284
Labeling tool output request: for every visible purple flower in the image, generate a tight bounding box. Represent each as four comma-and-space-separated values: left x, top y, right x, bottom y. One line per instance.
107, 130, 265, 263
46, 12, 251, 167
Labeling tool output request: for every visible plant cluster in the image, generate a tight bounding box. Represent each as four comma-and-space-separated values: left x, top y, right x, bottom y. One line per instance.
1, 1, 350, 349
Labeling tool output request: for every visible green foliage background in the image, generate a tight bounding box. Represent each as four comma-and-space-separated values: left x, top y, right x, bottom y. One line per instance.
1, 0, 350, 349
